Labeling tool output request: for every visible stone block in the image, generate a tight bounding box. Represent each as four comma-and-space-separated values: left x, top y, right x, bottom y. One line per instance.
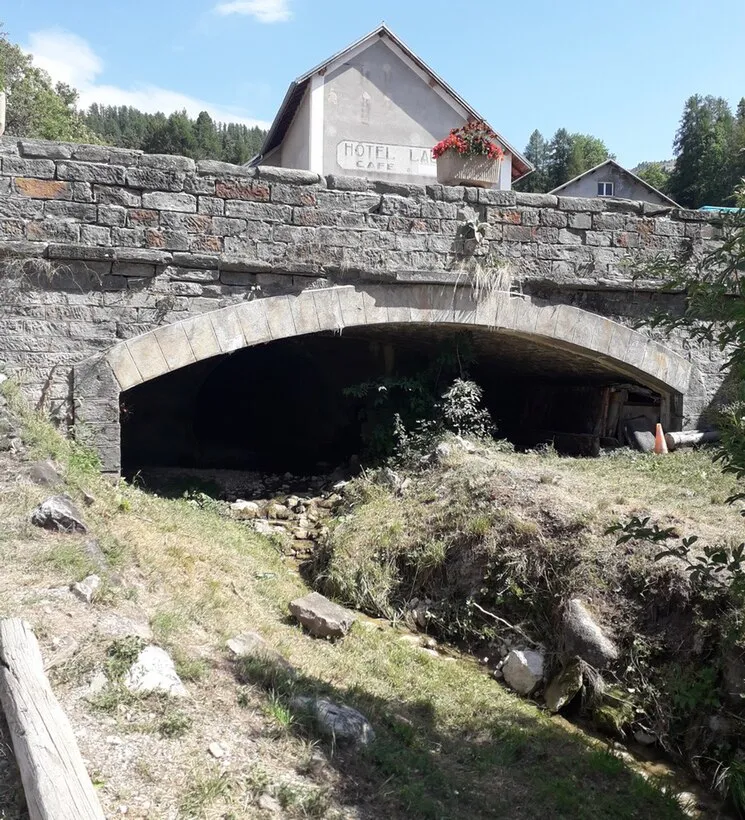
164, 266, 219, 283
126, 167, 185, 192
116, 248, 172, 265
108, 148, 143, 166
271, 183, 318, 206
311, 287, 346, 331
196, 159, 255, 177
478, 189, 516, 206
503, 225, 535, 242
568, 212, 592, 229
106, 343, 143, 390
592, 213, 626, 231
126, 334, 168, 381
18, 140, 74, 160
26, 220, 80, 242
210, 306, 246, 352
558, 228, 583, 245
184, 175, 216, 195
325, 174, 371, 191
139, 153, 195, 173
57, 162, 126, 185
214, 180, 269, 201
233, 300, 272, 345
2, 157, 56, 178
44, 201, 98, 222
514, 192, 558, 208
539, 210, 567, 227
0, 198, 44, 219
15, 178, 72, 199
181, 315, 221, 361
288, 291, 322, 335
211, 216, 248, 237
314, 190, 381, 213
154, 322, 196, 370
144, 229, 190, 251
260, 294, 295, 339
141, 192, 196, 213
379, 194, 420, 217
160, 212, 212, 233
80, 225, 111, 245
224, 200, 292, 221
197, 196, 224, 215
93, 185, 141, 207
256, 166, 322, 185
98, 204, 127, 226
334, 286, 365, 327
0, 219, 24, 238
557, 196, 605, 212
360, 287, 390, 325
127, 208, 160, 227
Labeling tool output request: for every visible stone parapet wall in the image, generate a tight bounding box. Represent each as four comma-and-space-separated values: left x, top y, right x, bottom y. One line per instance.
0, 136, 729, 437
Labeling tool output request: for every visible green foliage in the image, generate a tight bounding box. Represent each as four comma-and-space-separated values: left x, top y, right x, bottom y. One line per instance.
0, 24, 97, 141
82, 103, 266, 163
105, 636, 145, 681
634, 161, 672, 194
668, 94, 739, 208
516, 127, 613, 193
344, 339, 494, 462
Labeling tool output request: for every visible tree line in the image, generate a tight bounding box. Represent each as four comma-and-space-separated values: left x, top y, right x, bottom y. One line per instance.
82, 105, 266, 165
0, 24, 266, 164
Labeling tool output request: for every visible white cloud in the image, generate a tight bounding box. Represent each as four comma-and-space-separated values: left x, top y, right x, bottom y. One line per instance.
214, 0, 292, 23
24, 28, 271, 128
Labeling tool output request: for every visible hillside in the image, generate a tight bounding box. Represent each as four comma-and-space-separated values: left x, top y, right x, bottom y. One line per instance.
0, 382, 741, 818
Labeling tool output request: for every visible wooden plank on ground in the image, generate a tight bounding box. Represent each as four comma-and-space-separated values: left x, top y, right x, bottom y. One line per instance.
0, 618, 105, 820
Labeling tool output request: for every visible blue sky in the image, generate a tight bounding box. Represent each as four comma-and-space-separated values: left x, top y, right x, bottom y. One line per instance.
4, 0, 745, 166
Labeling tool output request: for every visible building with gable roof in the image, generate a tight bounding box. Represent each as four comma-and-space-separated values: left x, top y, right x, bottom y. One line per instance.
251, 25, 532, 189
549, 159, 679, 207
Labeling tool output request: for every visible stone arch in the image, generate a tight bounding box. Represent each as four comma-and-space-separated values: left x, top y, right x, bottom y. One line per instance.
73, 284, 693, 473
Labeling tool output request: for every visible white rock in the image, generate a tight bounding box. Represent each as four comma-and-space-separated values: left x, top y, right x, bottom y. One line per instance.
231, 500, 261, 520
208, 742, 225, 759
502, 649, 545, 695
124, 646, 187, 698
258, 793, 281, 813
226, 631, 294, 672
87, 671, 108, 697
72, 574, 101, 604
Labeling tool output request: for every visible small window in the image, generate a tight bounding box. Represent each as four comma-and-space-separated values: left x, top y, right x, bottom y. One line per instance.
597, 181, 614, 196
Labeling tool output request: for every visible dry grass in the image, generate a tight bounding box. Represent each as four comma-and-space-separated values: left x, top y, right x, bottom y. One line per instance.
0, 399, 721, 818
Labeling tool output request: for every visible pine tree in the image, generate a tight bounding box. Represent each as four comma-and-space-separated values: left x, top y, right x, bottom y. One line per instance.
517, 129, 550, 192
669, 95, 736, 208
547, 128, 574, 190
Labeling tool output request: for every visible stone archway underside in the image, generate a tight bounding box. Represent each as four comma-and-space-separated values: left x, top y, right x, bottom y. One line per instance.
74, 284, 692, 473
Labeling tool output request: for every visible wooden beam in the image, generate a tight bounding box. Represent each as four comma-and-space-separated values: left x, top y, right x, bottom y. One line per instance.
0, 619, 105, 820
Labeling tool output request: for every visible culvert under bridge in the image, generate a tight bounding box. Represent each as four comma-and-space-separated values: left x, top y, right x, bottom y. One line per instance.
73, 285, 693, 476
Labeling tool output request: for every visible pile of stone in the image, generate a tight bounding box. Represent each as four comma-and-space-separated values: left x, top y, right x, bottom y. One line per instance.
230, 489, 344, 557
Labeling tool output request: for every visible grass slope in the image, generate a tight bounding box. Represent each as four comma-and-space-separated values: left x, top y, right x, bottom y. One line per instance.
0, 396, 704, 818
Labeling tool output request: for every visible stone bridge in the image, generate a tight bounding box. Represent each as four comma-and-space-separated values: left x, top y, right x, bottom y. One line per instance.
0, 137, 727, 473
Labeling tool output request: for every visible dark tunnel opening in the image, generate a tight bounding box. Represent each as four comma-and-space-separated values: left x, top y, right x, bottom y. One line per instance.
120, 324, 663, 479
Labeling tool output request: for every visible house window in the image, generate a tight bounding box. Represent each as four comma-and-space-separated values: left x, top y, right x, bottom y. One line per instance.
597, 181, 614, 196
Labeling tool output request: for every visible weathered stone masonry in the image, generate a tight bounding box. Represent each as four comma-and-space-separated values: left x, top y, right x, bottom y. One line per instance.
0, 136, 729, 471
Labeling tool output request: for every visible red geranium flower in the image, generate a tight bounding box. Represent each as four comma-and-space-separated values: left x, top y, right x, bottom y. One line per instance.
432, 120, 505, 161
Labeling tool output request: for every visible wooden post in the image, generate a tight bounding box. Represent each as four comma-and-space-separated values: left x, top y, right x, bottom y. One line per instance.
664, 430, 720, 451
0, 619, 105, 820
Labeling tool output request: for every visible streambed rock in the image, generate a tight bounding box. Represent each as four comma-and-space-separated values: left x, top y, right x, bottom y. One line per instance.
124, 646, 187, 697
544, 659, 584, 713
289, 591, 356, 639
503, 649, 545, 695
561, 599, 618, 668
31, 495, 88, 533
291, 696, 374, 746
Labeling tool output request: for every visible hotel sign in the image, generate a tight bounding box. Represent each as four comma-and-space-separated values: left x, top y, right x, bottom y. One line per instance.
336, 140, 436, 177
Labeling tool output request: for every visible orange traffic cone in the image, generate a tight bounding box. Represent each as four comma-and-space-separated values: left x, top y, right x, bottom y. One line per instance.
653, 423, 668, 455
